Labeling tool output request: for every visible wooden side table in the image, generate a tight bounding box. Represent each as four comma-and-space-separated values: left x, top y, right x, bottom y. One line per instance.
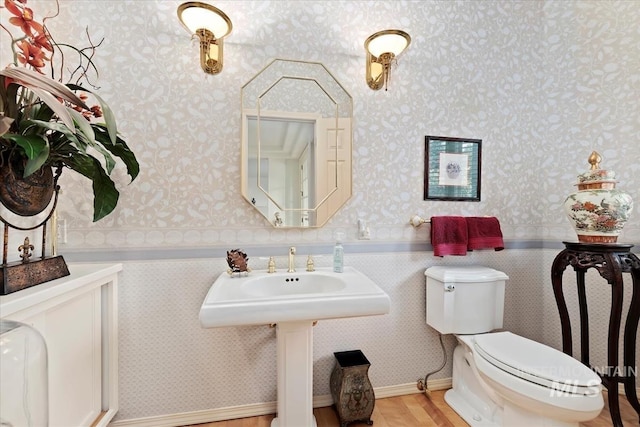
551, 242, 640, 426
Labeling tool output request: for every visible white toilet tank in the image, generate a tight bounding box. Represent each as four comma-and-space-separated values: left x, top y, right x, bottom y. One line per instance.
426, 266, 509, 335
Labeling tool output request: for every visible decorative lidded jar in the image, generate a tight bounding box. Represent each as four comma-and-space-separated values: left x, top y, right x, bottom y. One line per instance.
563, 151, 633, 243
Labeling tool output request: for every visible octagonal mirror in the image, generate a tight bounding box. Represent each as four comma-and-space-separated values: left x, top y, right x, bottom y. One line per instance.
241, 59, 353, 228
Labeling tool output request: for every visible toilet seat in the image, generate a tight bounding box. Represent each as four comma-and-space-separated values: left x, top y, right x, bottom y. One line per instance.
472, 331, 600, 396
456, 332, 603, 420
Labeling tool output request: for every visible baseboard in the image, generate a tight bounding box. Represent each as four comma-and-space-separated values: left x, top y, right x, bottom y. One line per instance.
108, 402, 278, 427
108, 379, 452, 427
107, 379, 637, 427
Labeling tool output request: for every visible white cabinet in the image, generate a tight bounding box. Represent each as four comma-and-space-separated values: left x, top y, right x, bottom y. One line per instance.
0, 263, 122, 427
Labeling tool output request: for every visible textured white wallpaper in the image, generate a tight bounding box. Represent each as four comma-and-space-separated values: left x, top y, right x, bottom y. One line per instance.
3, 0, 635, 249
1, 0, 639, 423
114, 249, 636, 422
115, 249, 545, 421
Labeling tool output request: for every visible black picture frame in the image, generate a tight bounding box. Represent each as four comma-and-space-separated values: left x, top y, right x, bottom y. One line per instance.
424, 135, 482, 201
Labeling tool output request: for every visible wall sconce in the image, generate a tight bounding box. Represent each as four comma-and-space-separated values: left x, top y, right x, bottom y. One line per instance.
177, 2, 232, 74
364, 29, 411, 91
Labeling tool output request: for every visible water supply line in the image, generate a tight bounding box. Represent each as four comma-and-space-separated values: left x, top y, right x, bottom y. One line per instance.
417, 332, 447, 398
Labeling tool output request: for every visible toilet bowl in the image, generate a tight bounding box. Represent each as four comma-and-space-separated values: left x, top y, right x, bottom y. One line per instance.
425, 266, 603, 427
448, 332, 603, 426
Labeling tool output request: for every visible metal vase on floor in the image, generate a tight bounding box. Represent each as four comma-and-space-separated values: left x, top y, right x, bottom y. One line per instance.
330, 349, 375, 427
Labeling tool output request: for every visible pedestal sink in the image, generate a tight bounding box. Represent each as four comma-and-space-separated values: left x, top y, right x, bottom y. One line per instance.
199, 266, 390, 427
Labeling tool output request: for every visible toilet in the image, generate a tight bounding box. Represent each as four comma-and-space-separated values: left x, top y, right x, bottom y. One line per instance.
425, 266, 604, 427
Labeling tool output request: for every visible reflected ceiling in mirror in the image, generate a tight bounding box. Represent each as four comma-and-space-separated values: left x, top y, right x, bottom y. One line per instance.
241, 59, 353, 228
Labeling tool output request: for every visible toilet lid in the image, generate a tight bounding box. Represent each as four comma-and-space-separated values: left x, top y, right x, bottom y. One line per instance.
473, 332, 600, 394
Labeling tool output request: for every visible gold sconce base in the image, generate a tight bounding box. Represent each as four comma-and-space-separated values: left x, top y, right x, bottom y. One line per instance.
366, 52, 395, 91
196, 29, 224, 74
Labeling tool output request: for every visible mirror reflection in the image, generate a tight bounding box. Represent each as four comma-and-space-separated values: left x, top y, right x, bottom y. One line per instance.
241, 59, 352, 228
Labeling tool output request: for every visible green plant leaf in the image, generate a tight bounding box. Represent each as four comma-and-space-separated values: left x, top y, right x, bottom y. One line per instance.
47, 133, 81, 162
63, 152, 120, 222
28, 86, 77, 131
91, 167, 120, 222
93, 92, 117, 145
93, 124, 140, 181
0, 134, 50, 177
1, 133, 47, 159
65, 112, 117, 174
31, 103, 56, 123
24, 143, 50, 177
67, 84, 118, 145
29, 119, 87, 153
0, 76, 21, 119
68, 108, 96, 144
76, 128, 116, 174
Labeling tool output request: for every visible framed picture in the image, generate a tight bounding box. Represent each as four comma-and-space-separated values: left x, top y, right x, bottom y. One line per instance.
424, 135, 482, 201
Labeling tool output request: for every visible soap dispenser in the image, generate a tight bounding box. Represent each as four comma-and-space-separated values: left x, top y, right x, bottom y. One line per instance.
333, 232, 345, 273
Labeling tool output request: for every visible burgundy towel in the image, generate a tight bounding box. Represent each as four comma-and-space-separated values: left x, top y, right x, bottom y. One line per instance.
466, 217, 504, 251
430, 216, 468, 257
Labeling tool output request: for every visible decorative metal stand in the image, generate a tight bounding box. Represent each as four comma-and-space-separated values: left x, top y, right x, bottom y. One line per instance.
551, 241, 640, 427
1, 169, 69, 295
330, 350, 375, 427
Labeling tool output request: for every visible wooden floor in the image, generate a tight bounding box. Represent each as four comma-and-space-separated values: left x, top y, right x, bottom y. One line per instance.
189, 390, 638, 426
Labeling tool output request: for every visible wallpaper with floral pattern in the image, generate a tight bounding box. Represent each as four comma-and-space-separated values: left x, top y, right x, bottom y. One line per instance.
2, 0, 636, 250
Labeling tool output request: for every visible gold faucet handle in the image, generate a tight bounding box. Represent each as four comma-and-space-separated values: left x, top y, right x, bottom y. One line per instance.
287, 246, 297, 273
306, 255, 315, 272
268, 256, 276, 273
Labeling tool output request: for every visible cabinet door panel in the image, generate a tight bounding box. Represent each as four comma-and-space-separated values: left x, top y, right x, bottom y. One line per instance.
44, 288, 102, 427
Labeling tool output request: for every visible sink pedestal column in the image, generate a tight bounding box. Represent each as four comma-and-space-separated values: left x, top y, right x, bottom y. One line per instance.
271, 320, 317, 427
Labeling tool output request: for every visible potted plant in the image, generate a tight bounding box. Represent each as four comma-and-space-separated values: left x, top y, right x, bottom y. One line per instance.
0, 0, 139, 222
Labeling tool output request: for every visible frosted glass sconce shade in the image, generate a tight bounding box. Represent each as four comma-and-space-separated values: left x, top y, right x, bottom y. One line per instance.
177, 2, 232, 74
364, 29, 411, 91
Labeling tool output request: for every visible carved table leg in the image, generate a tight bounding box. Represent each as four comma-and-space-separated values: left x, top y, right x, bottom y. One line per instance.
576, 270, 590, 365
623, 263, 640, 421
551, 250, 573, 356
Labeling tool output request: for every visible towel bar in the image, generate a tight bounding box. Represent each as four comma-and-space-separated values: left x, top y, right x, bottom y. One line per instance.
410, 214, 496, 228
409, 215, 430, 228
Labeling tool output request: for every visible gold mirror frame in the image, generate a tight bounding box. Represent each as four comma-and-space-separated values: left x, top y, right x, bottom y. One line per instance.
241, 59, 353, 228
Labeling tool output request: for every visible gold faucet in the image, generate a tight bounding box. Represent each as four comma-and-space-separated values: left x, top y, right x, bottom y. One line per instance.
288, 246, 296, 272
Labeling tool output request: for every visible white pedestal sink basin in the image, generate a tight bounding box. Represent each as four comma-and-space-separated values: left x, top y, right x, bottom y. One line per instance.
199, 266, 390, 427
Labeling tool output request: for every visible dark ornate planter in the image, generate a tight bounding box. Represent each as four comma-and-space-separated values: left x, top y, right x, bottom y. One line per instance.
0, 153, 54, 216
330, 350, 375, 427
